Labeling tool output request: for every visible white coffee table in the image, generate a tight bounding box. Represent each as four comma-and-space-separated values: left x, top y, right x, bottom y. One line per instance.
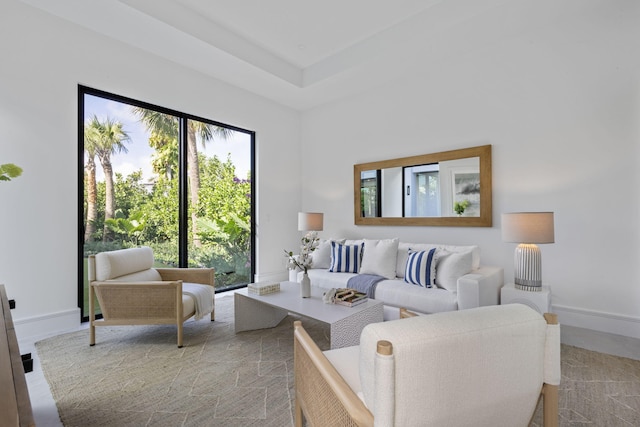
234, 281, 384, 349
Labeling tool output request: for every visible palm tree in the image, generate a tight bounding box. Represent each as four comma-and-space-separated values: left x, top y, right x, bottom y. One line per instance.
85, 115, 131, 241
132, 108, 233, 245
83, 130, 98, 242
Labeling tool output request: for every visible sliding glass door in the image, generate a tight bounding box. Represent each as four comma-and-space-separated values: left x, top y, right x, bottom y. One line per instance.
79, 86, 255, 320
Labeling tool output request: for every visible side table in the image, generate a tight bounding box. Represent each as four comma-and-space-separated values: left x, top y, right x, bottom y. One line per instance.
501, 283, 551, 314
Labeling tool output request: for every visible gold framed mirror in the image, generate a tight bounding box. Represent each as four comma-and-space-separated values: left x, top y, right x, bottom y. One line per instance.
354, 145, 492, 226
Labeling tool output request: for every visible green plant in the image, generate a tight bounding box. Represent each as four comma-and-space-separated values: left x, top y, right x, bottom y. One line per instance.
0, 163, 22, 182
454, 199, 470, 216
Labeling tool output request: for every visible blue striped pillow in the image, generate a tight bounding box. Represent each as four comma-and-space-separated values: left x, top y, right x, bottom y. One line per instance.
329, 242, 363, 273
404, 248, 438, 288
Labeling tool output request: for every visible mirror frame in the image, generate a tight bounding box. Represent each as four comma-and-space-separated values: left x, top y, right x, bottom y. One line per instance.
354, 145, 492, 227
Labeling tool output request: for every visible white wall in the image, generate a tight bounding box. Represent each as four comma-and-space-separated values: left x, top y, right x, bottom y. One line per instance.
0, 1, 301, 339
3, 0, 639, 341
301, 1, 640, 338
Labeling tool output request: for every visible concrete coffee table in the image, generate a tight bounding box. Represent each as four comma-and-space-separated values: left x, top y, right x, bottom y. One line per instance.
234, 281, 383, 349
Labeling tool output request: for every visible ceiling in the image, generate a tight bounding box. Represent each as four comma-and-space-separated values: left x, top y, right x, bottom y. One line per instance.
21, 0, 520, 110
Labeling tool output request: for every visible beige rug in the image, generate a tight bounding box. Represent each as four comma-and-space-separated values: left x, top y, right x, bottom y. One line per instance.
36, 295, 329, 427
37, 295, 640, 426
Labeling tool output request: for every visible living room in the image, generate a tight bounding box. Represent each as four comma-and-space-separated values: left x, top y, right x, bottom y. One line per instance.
1, 0, 639, 424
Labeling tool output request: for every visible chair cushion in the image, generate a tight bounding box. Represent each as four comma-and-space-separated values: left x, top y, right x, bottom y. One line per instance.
95, 246, 155, 281
323, 346, 362, 397
182, 293, 195, 316
358, 304, 547, 426
108, 269, 162, 282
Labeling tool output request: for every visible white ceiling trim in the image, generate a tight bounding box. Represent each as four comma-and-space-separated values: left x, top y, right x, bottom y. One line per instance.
18, 0, 589, 110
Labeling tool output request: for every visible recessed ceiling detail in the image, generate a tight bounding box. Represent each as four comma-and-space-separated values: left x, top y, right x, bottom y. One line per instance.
18, 0, 582, 110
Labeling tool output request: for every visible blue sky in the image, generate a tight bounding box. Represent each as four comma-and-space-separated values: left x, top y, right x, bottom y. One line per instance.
84, 94, 251, 182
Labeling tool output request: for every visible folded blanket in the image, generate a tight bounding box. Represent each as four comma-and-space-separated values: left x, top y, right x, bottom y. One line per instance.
346, 274, 385, 299
182, 283, 214, 320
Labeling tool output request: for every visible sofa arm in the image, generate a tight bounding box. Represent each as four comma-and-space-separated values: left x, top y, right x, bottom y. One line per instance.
456, 266, 504, 310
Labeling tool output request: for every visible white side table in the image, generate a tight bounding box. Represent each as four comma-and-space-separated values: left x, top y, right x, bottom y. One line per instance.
501, 283, 551, 314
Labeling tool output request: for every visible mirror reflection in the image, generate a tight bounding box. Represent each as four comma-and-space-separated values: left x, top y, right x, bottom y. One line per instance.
354, 145, 492, 227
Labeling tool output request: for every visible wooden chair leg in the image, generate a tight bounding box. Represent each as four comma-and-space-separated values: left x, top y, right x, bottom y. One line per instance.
542, 383, 559, 427
177, 322, 183, 348
294, 397, 303, 427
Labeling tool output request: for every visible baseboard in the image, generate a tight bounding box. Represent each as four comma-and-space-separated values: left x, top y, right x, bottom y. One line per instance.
13, 308, 81, 343
553, 304, 640, 340
253, 270, 288, 284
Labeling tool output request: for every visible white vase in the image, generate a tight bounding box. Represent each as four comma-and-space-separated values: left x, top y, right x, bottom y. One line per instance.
300, 272, 311, 298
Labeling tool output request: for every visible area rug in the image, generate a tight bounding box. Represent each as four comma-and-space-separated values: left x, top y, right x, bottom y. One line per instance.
36, 294, 329, 427
37, 296, 640, 426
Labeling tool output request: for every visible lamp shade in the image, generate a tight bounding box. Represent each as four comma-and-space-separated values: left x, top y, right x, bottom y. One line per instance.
298, 212, 323, 231
502, 212, 554, 244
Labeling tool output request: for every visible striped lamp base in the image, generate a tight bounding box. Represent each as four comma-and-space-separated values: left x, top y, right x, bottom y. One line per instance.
514, 243, 542, 292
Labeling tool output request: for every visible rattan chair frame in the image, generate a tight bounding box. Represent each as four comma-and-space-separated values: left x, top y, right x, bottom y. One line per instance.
294, 311, 559, 426
88, 255, 214, 348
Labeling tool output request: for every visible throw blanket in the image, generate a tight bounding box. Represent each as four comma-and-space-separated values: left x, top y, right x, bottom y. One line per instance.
182, 283, 214, 320
346, 274, 385, 299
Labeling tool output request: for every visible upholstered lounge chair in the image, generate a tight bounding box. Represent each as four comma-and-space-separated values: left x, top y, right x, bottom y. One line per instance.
88, 246, 215, 348
294, 304, 560, 427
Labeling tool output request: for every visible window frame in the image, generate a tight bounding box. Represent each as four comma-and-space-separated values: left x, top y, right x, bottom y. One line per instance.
77, 85, 256, 321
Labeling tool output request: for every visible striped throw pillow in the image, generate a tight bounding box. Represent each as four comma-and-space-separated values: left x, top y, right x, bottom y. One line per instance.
404, 248, 438, 288
329, 241, 363, 273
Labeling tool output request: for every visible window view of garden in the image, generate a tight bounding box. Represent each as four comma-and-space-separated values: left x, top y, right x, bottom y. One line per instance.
81, 90, 253, 318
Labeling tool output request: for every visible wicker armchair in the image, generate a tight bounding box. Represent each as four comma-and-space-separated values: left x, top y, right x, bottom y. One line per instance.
88, 246, 215, 348
294, 304, 560, 427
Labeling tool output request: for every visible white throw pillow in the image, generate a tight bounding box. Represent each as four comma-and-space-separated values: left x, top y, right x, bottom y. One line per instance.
359, 238, 399, 279
435, 250, 473, 291
311, 238, 344, 269
404, 248, 438, 288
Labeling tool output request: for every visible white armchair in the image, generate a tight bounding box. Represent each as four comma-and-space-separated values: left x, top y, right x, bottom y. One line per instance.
88, 246, 215, 348
293, 304, 560, 427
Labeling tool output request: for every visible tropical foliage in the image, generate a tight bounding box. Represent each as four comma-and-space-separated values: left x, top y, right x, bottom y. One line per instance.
83, 110, 251, 290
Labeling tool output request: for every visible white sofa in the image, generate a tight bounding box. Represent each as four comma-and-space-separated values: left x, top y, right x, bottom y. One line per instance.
298, 238, 503, 320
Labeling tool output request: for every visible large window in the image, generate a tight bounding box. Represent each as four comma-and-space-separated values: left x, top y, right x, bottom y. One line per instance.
78, 86, 255, 320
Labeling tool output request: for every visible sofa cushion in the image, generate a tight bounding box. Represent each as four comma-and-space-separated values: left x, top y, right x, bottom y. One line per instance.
395, 243, 480, 278
311, 238, 345, 269
395, 243, 438, 278
435, 250, 473, 291
375, 280, 458, 314
404, 248, 438, 288
359, 239, 399, 279
330, 242, 364, 273
306, 269, 358, 289
95, 246, 155, 281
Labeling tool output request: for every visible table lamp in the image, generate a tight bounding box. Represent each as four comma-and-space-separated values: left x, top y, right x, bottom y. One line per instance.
298, 212, 323, 231
501, 212, 554, 291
